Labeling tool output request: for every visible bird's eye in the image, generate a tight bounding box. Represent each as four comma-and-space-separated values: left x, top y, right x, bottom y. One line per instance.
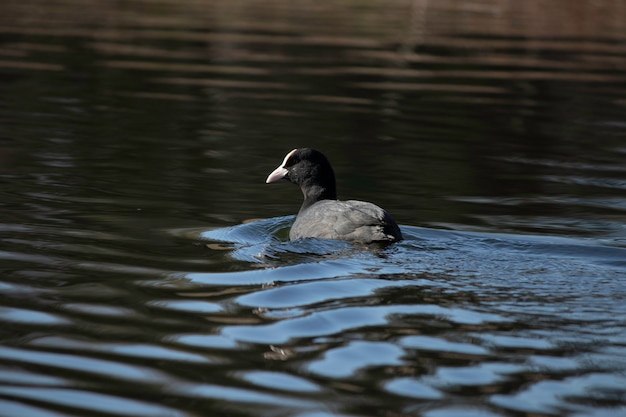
287, 157, 299, 166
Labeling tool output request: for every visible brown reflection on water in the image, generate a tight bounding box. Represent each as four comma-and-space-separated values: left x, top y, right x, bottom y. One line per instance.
101, 60, 269, 75
1, 0, 624, 112
2, 1, 624, 54
4, 0, 624, 36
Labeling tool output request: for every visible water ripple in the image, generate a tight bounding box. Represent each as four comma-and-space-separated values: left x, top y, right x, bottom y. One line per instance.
0, 387, 189, 417
0, 347, 170, 384
222, 304, 510, 345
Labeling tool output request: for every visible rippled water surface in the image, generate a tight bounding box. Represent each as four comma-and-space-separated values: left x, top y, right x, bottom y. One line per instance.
1, 1, 626, 416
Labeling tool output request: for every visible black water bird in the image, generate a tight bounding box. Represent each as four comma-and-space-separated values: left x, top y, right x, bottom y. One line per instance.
266, 148, 403, 243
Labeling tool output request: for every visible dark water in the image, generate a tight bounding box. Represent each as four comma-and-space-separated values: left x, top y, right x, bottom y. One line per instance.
1, 1, 626, 416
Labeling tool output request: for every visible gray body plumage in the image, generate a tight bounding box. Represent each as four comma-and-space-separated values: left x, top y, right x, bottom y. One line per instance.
290, 199, 402, 243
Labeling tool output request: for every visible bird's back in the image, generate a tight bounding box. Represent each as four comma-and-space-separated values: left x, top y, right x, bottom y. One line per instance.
290, 199, 402, 243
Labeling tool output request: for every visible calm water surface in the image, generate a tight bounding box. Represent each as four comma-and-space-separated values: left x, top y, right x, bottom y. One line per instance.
1, 1, 626, 416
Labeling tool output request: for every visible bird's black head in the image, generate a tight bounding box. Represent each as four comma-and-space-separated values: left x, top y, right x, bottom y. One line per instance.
266, 148, 337, 209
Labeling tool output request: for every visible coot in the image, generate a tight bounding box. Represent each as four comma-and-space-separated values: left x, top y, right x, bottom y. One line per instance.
266, 148, 403, 243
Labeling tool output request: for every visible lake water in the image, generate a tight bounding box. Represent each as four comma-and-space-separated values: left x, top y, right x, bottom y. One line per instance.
1, 1, 626, 416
